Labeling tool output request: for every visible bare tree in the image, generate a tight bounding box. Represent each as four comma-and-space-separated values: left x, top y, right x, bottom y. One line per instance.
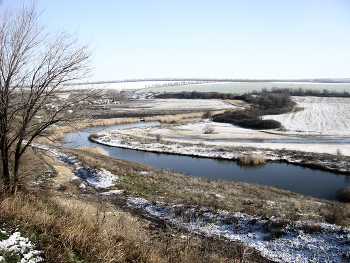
0, 2, 93, 192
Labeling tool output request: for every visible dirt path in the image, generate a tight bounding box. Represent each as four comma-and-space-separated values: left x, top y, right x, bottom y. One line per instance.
41, 154, 148, 232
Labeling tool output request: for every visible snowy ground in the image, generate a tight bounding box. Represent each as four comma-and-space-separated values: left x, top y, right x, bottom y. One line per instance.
263, 97, 350, 137
0, 224, 43, 263
29, 144, 350, 263
128, 197, 350, 263
93, 97, 350, 168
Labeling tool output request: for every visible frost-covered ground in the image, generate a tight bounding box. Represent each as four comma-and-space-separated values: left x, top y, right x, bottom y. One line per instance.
28, 144, 350, 263
0, 224, 43, 263
128, 197, 350, 263
263, 97, 350, 137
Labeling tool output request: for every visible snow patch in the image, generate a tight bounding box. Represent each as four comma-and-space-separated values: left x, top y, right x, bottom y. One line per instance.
0, 227, 43, 263
100, 190, 124, 196
74, 168, 118, 189
127, 197, 350, 263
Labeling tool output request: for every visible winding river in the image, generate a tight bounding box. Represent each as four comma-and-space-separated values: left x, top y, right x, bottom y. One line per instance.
62, 122, 350, 200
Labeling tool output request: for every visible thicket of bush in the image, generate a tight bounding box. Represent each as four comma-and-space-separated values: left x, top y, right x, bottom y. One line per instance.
336, 188, 350, 203
261, 87, 350, 97
156, 91, 239, 100
213, 93, 295, 129
213, 109, 282, 129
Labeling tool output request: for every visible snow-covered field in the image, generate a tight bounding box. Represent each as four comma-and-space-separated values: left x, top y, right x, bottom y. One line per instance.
263, 97, 350, 136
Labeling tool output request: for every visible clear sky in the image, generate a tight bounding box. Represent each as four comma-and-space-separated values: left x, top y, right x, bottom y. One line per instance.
4, 0, 350, 81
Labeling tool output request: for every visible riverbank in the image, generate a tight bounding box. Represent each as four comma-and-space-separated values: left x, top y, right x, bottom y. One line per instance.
21, 143, 350, 262
91, 120, 350, 174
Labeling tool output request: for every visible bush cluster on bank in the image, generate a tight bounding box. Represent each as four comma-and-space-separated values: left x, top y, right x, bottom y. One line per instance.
213, 110, 282, 129
213, 93, 295, 129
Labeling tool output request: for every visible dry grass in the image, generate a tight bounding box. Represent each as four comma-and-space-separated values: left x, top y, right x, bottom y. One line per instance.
336, 187, 350, 203
0, 193, 160, 262
144, 112, 205, 123
0, 191, 268, 263
44, 117, 141, 142
0, 146, 272, 262
77, 146, 109, 156
237, 154, 266, 165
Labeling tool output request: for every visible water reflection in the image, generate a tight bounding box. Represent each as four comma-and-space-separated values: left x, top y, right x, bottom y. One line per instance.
237, 163, 267, 170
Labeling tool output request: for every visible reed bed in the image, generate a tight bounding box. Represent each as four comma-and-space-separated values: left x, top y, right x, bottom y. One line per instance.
237, 154, 266, 165
77, 146, 109, 156
144, 112, 205, 123
43, 117, 140, 142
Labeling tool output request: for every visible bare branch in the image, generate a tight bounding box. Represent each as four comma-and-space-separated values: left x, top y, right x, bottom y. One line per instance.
0, 1, 93, 192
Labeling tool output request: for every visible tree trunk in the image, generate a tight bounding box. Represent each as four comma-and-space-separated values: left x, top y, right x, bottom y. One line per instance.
0, 143, 12, 192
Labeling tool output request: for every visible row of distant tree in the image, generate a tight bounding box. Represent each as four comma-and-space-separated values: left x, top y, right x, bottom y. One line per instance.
155, 87, 350, 100
79, 78, 350, 85
257, 87, 350, 97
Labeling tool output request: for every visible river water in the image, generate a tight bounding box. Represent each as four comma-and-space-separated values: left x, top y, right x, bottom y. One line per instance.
61, 122, 350, 200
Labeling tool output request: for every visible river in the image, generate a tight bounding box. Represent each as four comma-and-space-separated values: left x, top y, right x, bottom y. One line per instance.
61, 122, 350, 200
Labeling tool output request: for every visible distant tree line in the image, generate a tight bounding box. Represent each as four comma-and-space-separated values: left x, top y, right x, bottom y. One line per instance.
155, 88, 350, 100
255, 87, 350, 97
71, 78, 350, 85
156, 91, 240, 100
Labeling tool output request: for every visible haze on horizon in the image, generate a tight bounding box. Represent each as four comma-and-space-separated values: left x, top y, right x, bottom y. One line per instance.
4, 0, 350, 82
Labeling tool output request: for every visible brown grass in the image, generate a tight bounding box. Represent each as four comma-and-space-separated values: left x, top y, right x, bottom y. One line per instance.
237, 154, 266, 165
77, 146, 109, 156
0, 146, 274, 262
45, 117, 140, 142
144, 112, 206, 123
0, 193, 160, 262
0, 191, 270, 263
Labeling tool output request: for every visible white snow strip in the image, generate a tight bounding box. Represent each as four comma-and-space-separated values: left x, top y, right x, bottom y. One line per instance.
127, 197, 350, 263
100, 190, 124, 196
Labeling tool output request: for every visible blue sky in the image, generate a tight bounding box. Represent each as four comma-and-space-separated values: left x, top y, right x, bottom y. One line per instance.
4, 0, 350, 81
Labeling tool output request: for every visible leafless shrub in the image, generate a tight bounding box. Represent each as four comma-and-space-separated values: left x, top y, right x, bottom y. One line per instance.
299, 223, 322, 234
155, 134, 162, 142
336, 187, 350, 203
237, 154, 266, 165
88, 133, 99, 141
202, 110, 212, 119
325, 213, 344, 226
203, 124, 215, 134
